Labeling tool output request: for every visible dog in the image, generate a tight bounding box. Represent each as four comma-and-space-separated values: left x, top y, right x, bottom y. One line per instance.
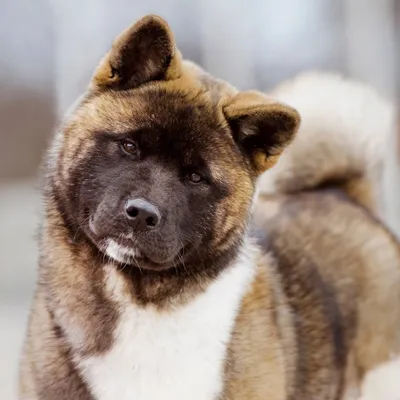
19, 14, 400, 400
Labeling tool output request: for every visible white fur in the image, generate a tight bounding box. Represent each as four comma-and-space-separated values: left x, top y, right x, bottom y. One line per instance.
105, 239, 140, 263
77, 243, 257, 400
358, 357, 400, 400
258, 72, 396, 199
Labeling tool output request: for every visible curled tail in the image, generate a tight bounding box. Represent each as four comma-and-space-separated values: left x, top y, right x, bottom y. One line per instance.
258, 72, 396, 213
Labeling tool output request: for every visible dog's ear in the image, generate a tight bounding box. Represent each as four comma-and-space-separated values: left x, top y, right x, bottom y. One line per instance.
92, 15, 182, 90
224, 91, 300, 175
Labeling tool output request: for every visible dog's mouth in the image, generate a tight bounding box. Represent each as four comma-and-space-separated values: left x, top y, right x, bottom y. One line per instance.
100, 237, 191, 272
87, 215, 193, 271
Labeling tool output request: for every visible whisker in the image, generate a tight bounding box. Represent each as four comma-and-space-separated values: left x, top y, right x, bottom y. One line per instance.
72, 215, 91, 243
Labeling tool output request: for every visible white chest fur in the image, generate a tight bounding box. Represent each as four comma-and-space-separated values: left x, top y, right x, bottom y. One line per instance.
77, 248, 256, 400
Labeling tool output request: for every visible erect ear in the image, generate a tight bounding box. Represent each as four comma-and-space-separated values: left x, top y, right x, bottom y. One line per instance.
92, 15, 182, 90
224, 91, 300, 175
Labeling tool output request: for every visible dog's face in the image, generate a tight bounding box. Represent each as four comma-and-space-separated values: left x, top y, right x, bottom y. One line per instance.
54, 15, 299, 273
66, 89, 253, 271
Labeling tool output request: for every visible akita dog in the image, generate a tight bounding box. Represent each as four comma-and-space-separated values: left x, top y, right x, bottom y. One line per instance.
19, 14, 400, 400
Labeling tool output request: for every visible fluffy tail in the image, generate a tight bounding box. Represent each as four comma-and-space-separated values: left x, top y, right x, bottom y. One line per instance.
258, 72, 396, 213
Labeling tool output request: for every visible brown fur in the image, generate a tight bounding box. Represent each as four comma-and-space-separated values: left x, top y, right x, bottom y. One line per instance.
19, 15, 400, 400
228, 189, 400, 400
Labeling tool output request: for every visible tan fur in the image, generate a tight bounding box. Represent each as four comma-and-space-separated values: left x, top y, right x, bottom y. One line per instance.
239, 190, 400, 399
223, 258, 294, 400
258, 72, 396, 215
223, 73, 400, 398
20, 15, 400, 400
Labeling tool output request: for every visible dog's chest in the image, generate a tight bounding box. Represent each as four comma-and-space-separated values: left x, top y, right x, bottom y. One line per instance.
77, 258, 255, 400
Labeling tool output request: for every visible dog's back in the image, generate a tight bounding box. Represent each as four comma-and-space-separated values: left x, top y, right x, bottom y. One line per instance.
254, 73, 400, 398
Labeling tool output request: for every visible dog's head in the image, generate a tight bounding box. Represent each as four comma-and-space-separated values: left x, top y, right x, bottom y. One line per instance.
52, 15, 299, 273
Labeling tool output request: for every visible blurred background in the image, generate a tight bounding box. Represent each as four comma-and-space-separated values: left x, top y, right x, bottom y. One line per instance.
0, 0, 399, 398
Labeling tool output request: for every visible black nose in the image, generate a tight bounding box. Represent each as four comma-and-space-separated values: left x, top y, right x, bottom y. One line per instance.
124, 198, 161, 230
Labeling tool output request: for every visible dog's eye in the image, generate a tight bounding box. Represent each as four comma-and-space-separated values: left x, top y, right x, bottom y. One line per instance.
187, 172, 204, 184
119, 139, 138, 155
